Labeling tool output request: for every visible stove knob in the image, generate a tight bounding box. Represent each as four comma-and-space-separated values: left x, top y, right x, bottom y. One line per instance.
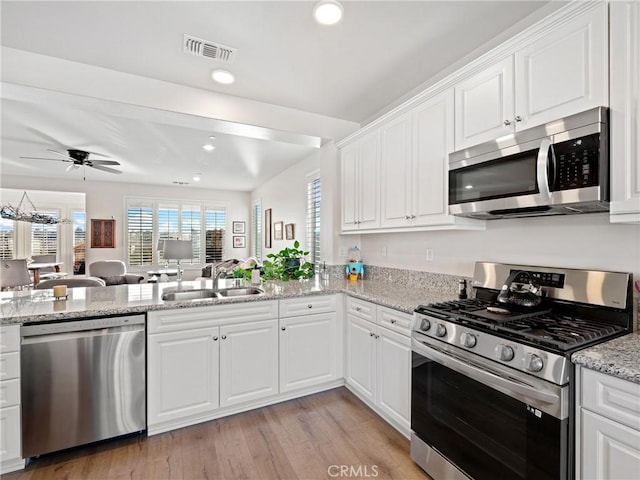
435, 324, 447, 338
420, 318, 431, 332
495, 344, 515, 362
460, 332, 477, 348
524, 353, 544, 372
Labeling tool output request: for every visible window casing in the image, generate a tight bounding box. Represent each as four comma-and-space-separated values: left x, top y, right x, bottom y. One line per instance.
252, 202, 262, 261
72, 211, 86, 274
0, 218, 14, 259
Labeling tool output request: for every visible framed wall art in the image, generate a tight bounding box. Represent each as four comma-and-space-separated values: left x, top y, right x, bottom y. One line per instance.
91, 219, 115, 248
274, 221, 283, 240
233, 236, 246, 248
264, 208, 272, 248
285, 223, 295, 240
232, 221, 245, 234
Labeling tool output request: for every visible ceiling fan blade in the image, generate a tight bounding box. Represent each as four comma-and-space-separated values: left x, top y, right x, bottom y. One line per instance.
88, 159, 120, 166
47, 149, 74, 160
90, 164, 122, 174
19, 156, 73, 162
66, 163, 80, 172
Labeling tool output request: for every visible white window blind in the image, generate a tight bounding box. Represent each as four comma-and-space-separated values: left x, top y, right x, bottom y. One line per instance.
31, 210, 59, 255
72, 211, 86, 274
252, 202, 262, 261
306, 176, 321, 268
0, 218, 14, 259
181, 205, 201, 264
205, 206, 226, 263
158, 203, 179, 264
127, 204, 154, 266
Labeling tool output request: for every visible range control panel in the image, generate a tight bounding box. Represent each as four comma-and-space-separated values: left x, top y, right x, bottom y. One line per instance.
552, 133, 601, 191
509, 269, 565, 289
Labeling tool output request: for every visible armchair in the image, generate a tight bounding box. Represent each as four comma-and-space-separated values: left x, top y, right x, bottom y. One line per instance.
88, 260, 144, 286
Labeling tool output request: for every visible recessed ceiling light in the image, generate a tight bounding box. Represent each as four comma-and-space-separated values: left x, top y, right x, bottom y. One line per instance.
193, 175, 201, 182
313, 0, 343, 25
211, 69, 235, 85
208, 135, 216, 140
202, 144, 216, 152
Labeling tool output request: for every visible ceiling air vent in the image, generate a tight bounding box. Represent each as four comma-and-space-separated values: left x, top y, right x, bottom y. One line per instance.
183, 34, 237, 64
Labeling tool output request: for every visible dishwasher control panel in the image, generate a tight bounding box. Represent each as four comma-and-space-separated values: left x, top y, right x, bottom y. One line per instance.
21, 314, 145, 337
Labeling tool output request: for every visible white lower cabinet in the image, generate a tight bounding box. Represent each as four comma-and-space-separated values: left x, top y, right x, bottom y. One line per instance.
219, 319, 278, 407
0, 324, 24, 474
577, 366, 640, 479
147, 327, 220, 426
345, 298, 411, 436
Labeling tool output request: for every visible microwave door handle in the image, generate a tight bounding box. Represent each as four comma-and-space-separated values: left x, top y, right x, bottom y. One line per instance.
536, 137, 552, 201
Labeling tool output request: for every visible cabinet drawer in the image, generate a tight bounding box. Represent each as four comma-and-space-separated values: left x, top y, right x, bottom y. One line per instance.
0, 405, 21, 463
346, 297, 376, 322
0, 379, 20, 409
279, 295, 337, 318
582, 367, 640, 431
377, 306, 412, 336
0, 326, 19, 354
148, 300, 278, 334
0, 353, 19, 382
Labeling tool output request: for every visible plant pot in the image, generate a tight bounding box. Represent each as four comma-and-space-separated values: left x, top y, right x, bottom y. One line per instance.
284, 258, 301, 277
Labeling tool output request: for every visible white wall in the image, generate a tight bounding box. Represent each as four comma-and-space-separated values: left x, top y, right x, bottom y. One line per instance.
359, 213, 640, 278
1, 175, 251, 273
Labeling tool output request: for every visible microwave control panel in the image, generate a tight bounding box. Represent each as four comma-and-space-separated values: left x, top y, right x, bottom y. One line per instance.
552, 133, 600, 191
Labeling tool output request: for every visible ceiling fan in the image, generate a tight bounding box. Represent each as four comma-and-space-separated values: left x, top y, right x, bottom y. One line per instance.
20, 149, 122, 174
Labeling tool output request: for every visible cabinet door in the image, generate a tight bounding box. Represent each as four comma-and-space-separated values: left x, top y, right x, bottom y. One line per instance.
279, 312, 337, 392
581, 409, 640, 480
0, 405, 20, 465
147, 327, 220, 428
341, 143, 359, 231
376, 327, 411, 432
515, 3, 608, 131
412, 89, 455, 224
610, 1, 640, 222
454, 56, 514, 150
219, 319, 278, 407
358, 131, 381, 229
380, 113, 412, 228
345, 314, 376, 402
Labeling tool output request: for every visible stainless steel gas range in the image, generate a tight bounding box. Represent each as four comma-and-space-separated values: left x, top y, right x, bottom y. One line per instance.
410, 262, 634, 480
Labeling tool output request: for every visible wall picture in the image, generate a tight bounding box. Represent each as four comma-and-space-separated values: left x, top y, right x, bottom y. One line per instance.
232, 221, 245, 234
285, 223, 295, 240
264, 208, 272, 248
233, 236, 245, 248
274, 221, 283, 240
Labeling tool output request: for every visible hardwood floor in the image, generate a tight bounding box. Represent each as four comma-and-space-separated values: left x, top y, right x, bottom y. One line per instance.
5, 387, 431, 480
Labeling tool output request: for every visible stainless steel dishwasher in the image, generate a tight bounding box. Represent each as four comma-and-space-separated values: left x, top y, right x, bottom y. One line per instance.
21, 315, 146, 458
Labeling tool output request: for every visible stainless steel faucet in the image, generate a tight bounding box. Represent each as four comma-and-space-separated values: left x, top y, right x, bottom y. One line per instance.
211, 259, 241, 290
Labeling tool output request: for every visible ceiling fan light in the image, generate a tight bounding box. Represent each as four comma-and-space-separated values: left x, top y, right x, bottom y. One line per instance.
211, 69, 235, 85
202, 144, 216, 152
313, 0, 343, 25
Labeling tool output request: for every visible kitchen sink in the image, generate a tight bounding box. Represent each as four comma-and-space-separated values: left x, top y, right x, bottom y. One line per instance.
161, 287, 264, 301
215, 287, 264, 297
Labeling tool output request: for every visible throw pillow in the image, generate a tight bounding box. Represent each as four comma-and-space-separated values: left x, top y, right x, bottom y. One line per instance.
201, 265, 213, 278
99, 275, 127, 286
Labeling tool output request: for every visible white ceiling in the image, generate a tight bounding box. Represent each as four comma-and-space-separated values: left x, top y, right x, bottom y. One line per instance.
0, 0, 558, 191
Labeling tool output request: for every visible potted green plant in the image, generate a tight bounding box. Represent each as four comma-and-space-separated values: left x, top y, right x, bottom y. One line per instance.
262, 240, 314, 281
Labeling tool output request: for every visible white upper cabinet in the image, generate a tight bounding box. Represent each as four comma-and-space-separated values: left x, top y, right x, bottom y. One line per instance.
454, 57, 515, 149
455, 3, 608, 150
341, 131, 380, 231
610, 1, 640, 224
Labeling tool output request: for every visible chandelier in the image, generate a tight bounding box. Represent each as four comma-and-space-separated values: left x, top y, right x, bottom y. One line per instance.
0, 191, 71, 224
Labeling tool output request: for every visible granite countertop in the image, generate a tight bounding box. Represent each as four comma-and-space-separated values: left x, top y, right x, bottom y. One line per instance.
571, 332, 640, 384
0, 278, 454, 325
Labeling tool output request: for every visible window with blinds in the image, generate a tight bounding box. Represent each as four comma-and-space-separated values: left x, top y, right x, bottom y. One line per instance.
0, 218, 14, 259
306, 176, 321, 268
181, 205, 201, 264
252, 202, 262, 261
31, 210, 59, 255
205, 207, 226, 263
127, 204, 154, 266
72, 211, 86, 274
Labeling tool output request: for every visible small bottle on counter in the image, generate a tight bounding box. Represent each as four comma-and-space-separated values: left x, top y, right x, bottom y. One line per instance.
458, 279, 468, 299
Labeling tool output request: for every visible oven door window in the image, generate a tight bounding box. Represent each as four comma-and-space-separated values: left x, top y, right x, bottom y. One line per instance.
411, 353, 568, 480
449, 148, 539, 204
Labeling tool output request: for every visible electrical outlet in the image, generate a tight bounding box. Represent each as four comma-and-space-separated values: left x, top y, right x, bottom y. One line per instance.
381, 245, 387, 257
339, 247, 347, 257
426, 248, 434, 261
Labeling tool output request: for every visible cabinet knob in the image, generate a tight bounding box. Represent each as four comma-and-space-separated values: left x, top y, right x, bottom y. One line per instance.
515, 115, 522, 122
221, 335, 227, 340
355, 306, 361, 311
374, 334, 380, 339
213, 336, 218, 341
390, 319, 397, 324
370, 332, 375, 337
503, 119, 512, 126
405, 215, 410, 220
307, 304, 313, 309
411, 215, 416, 219
281, 326, 286, 331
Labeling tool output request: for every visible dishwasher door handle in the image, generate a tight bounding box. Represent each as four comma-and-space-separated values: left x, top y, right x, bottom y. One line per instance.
21, 323, 144, 345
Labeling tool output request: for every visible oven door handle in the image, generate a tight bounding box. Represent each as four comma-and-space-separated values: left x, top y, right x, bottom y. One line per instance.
413, 339, 559, 406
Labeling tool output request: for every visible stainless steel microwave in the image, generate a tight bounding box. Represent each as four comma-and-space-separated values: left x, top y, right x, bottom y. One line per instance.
448, 107, 609, 219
